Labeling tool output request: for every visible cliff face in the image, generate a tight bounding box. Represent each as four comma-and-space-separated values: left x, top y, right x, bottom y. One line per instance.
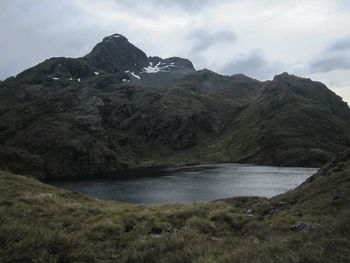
0, 34, 349, 180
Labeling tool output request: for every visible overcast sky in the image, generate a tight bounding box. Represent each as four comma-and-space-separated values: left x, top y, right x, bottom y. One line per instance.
1, 0, 350, 103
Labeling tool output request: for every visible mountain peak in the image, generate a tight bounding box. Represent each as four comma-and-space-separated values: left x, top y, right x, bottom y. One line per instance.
273, 72, 295, 81
272, 72, 312, 82
102, 33, 127, 42
83, 33, 148, 73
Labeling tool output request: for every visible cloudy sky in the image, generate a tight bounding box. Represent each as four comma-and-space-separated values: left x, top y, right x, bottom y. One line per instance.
1, 0, 350, 103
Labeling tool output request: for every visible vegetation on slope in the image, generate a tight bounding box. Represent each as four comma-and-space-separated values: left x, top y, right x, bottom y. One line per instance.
1, 34, 350, 180
1, 150, 349, 262
1, 67, 350, 180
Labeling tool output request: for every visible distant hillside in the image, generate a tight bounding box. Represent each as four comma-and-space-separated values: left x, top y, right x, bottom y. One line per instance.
0, 34, 349, 180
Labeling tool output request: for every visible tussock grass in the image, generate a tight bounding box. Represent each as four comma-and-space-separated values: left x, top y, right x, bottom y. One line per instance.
1, 151, 349, 262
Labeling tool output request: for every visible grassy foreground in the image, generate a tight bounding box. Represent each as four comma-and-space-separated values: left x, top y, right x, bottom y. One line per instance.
0, 151, 349, 263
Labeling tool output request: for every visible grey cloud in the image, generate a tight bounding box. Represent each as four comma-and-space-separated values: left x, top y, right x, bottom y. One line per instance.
114, 0, 220, 12
309, 36, 350, 73
335, 0, 350, 11
328, 36, 350, 52
150, 0, 215, 11
0, 0, 115, 79
221, 51, 281, 80
188, 29, 236, 53
310, 57, 350, 73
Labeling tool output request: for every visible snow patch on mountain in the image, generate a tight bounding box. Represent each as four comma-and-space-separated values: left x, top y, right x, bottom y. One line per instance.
143, 61, 175, 74
144, 62, 161, 73
130, 72, 140, 79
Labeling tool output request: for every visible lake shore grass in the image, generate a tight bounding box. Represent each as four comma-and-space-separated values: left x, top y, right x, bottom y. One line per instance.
0, 150, 349, 262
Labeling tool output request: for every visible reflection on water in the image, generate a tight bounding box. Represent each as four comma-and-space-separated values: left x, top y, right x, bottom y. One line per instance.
51, 164, 318, 204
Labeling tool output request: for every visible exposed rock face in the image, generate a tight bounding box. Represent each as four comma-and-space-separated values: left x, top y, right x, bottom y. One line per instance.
83, 34, 149, 73
266, 73, 350, 120
83, 34, 196, 89
130, 56, 196, 88
291, 221, 322, 232
0, 34, 350, 180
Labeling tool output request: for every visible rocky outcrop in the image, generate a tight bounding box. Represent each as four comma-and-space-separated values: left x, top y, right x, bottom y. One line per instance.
83, 34, 149, 73
291, 221, 322, 232
265, 73, 350, 120
83, 34, 196, 89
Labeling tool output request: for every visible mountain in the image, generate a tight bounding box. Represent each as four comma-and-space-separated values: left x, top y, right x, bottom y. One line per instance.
0, 34, 349, 180
83, 34, 149, 73
83, 33, 195, 88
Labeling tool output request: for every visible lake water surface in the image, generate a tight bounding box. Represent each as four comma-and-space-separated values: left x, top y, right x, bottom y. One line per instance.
51, 164, 318, 204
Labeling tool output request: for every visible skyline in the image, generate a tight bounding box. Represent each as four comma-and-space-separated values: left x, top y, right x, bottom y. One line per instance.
1, 0, 349, 103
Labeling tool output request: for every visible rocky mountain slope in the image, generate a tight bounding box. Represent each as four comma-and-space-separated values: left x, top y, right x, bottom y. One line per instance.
83, 33, 196, 88
0, 34, 349, 180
